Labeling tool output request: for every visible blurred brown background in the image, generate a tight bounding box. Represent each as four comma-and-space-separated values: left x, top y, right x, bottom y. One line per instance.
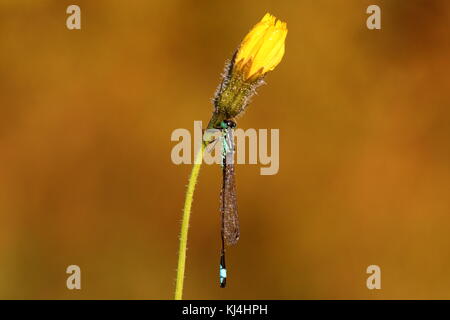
0, 0, 449, 299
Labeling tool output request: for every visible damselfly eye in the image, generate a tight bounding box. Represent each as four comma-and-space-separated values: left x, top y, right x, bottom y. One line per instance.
225, 120, 236, 128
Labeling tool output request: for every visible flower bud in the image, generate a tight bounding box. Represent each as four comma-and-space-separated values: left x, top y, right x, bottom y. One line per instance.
209, 13, 287, 129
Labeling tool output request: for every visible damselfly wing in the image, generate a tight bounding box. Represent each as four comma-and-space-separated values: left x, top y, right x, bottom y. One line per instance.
219, 120, 240, 246
221, 158, 240, 246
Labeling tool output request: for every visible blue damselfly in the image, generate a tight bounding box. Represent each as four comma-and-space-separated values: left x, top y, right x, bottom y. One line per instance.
206, 120, 240, 288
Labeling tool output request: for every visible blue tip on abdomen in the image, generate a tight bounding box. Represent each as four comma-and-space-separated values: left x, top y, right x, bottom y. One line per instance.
220, 264, 227, 283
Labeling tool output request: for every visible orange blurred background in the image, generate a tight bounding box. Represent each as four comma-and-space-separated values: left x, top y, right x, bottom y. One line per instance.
0, 0, 449, 299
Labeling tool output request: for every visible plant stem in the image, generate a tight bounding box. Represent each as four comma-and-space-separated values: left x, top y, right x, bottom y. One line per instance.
174, 143, 205, 300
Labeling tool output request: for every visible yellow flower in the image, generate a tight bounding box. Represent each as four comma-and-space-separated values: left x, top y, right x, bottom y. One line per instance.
234, 13, 288, 81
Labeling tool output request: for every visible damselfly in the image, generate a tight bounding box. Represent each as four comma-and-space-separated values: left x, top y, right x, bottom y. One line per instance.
206, 119, 240, 288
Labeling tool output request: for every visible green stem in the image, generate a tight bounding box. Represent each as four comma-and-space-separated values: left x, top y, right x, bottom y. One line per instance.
174, 143, 205, 300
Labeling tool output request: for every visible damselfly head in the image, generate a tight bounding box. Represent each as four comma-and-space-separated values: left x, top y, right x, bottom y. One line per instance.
221, 120, 236, 129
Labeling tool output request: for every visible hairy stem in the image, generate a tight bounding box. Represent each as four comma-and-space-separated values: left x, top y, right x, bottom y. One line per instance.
174, 143, 205, 300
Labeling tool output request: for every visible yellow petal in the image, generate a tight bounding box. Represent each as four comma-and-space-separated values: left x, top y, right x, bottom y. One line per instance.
234, 13, 288, 81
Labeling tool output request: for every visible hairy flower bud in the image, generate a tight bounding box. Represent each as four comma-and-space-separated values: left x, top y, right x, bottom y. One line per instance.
209, 13, 288, 129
